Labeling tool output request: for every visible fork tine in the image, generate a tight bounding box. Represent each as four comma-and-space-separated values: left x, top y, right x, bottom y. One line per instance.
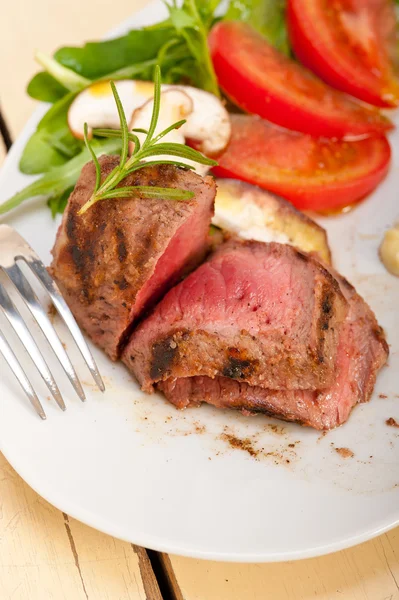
26, 258, 105, 392
0, 328, 46, 419
4, 263, 86, 402
0, 283, 66, 411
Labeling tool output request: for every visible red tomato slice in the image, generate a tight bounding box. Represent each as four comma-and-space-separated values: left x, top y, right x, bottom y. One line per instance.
287, 0, 399, 108
208, 21, 392, 138
212, 114, 391, 211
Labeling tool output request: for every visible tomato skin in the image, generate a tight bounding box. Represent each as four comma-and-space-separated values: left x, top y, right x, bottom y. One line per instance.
287, 0, 399, 108
208, 21, 392, 138
212, 115, 391, 211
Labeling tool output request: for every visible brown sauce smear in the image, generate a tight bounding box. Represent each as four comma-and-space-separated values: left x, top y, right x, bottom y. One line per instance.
335, 447, 354, 459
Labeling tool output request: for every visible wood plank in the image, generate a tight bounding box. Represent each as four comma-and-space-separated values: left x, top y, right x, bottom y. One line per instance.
0, 454, 161, 600
65, 516, 162, 600
0, 453, 87, 600
0, 0, 149, 138
167, 531, 399, 600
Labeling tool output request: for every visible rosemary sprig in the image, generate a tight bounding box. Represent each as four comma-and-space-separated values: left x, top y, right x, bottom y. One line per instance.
78, 65, 217, 215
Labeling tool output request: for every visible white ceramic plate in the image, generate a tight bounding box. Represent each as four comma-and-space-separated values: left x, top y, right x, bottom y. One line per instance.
0, 1, 399, 563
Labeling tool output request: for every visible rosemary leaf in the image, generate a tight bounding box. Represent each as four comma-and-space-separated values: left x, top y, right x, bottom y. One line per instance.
138, 143, 217, 165
110, 81, 130, 164
99, 185, 195, 200
83, 123, 102, 193
152, 119, 187, 143
124, 159, 196, 174
93, 128, 142, 150
142, 65, 162, 148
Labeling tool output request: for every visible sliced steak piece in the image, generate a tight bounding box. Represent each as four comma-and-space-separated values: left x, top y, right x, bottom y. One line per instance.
158, 276, 389, 430
50, 155, 216, 360
123, 239, 347, 391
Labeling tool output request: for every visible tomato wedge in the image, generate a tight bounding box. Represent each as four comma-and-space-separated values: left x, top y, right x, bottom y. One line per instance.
212, 114, 391, 211
287, 0, 399, 108
208, 21, 392, 138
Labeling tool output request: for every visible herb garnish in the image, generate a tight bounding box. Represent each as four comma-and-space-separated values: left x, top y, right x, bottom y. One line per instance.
78, 65, 216, 215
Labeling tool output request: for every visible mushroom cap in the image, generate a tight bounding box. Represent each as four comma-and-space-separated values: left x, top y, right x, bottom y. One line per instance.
68, 80, 154, 139
68, 80, 231, 157
168, 84, 231, 156
129, 90, 210, 176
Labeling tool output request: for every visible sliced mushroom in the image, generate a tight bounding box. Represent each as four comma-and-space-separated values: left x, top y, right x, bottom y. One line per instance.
129, 90, 210, 176
167, 85, 231, 156
68, 80, 154, 139
68, 80, 231, 156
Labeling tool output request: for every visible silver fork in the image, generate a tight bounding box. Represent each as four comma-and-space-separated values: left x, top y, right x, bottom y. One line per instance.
0, 224, 104, 419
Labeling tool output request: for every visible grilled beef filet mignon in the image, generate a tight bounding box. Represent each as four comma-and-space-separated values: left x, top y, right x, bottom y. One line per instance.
123, 240, 348, 392
50, 155, 216, 360
123, 240, 388, 430
158, 277, 388, 429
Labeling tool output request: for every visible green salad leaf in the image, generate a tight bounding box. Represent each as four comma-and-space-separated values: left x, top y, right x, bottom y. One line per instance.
27, 72, 68, 102
224, 0, 290, 55
35, 51, 91, 91
54, 28, 173, 79
19, 129, 70, 174
162, 0, 221, 95
0, 138, 121, 216
19, 93, 82, 174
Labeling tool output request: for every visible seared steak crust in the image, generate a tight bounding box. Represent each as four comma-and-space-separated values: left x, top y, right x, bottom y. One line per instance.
50, 155, 216, 359
123, 240, 348, 391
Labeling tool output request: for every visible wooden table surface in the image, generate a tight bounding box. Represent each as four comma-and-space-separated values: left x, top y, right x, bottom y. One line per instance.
1, 2, 399, 599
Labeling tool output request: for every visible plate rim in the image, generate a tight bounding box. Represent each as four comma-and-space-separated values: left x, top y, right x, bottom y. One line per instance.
1, 0, 398, 563
2, 435, 398, 563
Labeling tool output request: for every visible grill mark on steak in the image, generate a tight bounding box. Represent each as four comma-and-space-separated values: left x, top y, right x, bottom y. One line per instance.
340, 276, 355, 292
116, 229, 127, 263
114, 277, 129, 290
134, 225, 157, 270
65, 209, 95, 303
311, 264, 345, 366
64, 199, 119, 304
372, 324, 389, 351
315, 282, 335, 363
223, 347, 258, 379
150, 336, 179, 380
293, 248, 309, 262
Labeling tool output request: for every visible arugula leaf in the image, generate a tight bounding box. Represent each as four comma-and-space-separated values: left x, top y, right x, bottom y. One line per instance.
1, 138, 121, 216
54, 29, 173, 79
27, 72, 68, 102
162, 0, 221, 95
35, 51, 90, 91
19, 93, 83, 174
19, 130, 71, 174
224, 0, 290, 55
